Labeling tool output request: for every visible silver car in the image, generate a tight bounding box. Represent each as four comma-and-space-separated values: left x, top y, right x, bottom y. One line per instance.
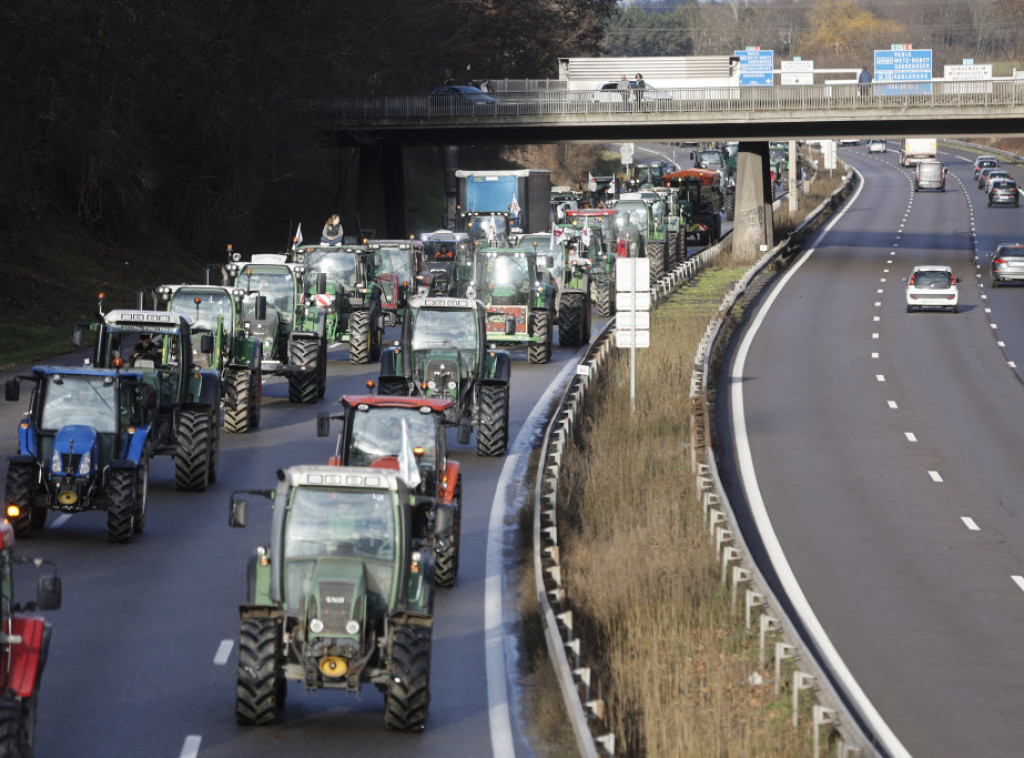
905, 265, 959, 313
990, 243, 1024, 286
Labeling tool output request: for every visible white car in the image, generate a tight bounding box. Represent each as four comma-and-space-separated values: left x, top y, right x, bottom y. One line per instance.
868, 139, 887, 153
905, 265, 959, 313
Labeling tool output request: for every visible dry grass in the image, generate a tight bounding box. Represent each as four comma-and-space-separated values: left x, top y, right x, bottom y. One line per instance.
532, 172, 849, 756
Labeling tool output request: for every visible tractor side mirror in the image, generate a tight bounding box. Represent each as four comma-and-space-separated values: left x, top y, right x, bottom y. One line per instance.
200, 334, 214, 354
545, 256, 554, 269
505, 316, 517, 335
37, 575, 62, 611
316, 412, 330, 437
316, 272, 328, 295
71, 325, 83, 349
229, 497, 248, 528
5, 379, 19, 402
254, 296, 267, 321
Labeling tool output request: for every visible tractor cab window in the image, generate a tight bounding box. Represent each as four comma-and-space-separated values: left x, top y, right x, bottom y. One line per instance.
305, 250, 360, 292
40, 375, 118, 433
237, 267, 295, 315
349, 408, 439, 471
410, 308, 478, 353
170, 289, 233, 332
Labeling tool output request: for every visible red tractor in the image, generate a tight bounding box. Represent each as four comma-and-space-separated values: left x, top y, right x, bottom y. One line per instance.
318, 393, 463, 587
0, 519, 61, 755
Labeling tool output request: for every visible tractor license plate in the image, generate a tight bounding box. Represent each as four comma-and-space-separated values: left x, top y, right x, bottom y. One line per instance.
486, 306, 527, 335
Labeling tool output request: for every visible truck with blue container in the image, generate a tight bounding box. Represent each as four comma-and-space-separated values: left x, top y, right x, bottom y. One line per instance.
455, 169, 551, 236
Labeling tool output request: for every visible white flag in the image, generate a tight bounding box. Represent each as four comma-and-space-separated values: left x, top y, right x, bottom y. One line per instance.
609, 177, 616, 195
398, 419, 422, 489
588, 172, 597, 192
294, 222, 303, 247
551, 223, 564, 248
510, 193, 521, 217
581, 220, 591, 249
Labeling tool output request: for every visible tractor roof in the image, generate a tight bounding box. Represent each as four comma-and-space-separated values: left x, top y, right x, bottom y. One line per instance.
340, 394, 454, 413
102, 309, 194, 330
31, 364, 144, 380
281, 464, 404, 493
408, 296, 480, 311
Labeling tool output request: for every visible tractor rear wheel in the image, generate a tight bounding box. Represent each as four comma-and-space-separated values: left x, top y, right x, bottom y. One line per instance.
596, 279, 614, 318
434, 476, 462, 588
647, 240, 665, 283
558, 292, 588, 347
133, 459, 149, 535
236, 617, 282, 726
4, 463, 36, 538
106, 468, 136, 543
174, 409, 212, 491
378, 377, 408, 396
385, 625, 431, 732
476, 384, 509, 457
528, 311, 552, 364
287, 338, 320, 404
223, 368, 251, 434
349, 310, 373, 365
724, 192, 735, 221
0, 693, 29, 758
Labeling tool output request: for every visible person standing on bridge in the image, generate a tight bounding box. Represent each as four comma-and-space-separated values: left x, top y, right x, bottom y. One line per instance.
617, 74, 630, 111
634, 73, 646, 110
858, 66, 871, 96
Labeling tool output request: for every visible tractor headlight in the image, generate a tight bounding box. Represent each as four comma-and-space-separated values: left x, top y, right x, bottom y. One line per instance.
309, 618, 325, 634
345, 620, 360, 635
50, 448, 62, 474
78, 449, 92, 475
427, 380, 436, 390
447, 381, 456, 390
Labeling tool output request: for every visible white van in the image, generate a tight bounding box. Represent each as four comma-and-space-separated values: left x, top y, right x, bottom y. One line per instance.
914, 160, 946, 192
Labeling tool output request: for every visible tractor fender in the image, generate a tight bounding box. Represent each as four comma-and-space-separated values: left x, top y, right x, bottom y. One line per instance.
239, 604, 283, 622
121, 425, 152, 463
439, 461, 460, 504
379, 346, 402, 378
481, 350, 511, 384
6, 454, 37, 468
403, 549, 435, 614
435, 500, 457, 540
16, 420, 38, 458
7, 615, 47, 697
186, 368, 221, 408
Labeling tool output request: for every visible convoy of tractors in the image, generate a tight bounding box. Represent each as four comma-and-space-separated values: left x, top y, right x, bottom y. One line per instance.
0, 155, 731, 749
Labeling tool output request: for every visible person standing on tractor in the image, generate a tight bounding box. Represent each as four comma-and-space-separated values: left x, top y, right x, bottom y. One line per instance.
321, 214, 343, 245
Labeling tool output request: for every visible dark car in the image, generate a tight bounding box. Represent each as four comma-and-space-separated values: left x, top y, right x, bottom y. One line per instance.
978, 166, 1004, 189
974, 157, 998, 180
429, 85, 497, 109
988, 179, 1020, 208
990, 242, 1024, 286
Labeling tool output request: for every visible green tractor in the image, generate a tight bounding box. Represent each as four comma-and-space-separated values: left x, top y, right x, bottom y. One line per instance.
225, 251, 328, 403
292, 243, 389, 365
229, 465, 434, 731
459, 211, 511, 249
365, 240, 419, 328
693, 143, 736, 220
378, 296, 512, 456
564, 209, 619, 317
416, 231, 474, 298
153, 283, 262, 434
470, 248, 556, 364
662, 169, 723, 249
73, 305, 222, 493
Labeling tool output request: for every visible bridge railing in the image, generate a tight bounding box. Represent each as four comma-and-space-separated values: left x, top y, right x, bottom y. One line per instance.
323, 80, 1024, 120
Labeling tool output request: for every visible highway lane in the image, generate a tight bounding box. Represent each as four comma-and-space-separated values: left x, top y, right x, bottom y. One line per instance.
716, 145, 1024, 757
0, 322, 597, 758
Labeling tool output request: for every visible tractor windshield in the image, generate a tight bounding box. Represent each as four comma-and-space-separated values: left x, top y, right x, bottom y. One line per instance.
304, 250, 360, 291
410, 308, 478, 352
40, 374, 118, 433
483, 254, 530, 295
613, 200, 649, 229
348, 408, 440, 471
284, 488, 396, 561
169, 288, 234, 332
236, 266, 295, 317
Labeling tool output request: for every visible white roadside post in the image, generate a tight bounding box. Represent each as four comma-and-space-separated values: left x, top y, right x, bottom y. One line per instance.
614, 257, 650, 414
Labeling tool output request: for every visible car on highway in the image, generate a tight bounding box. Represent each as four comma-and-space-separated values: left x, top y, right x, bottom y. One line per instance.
989, 242, 1024, 286
429, 85, 497, 108
983, 169, 1012, 194
988, 179, 1020, 208
904, 265, 959, 313
914, 160, 946, 191
974, 156, 999, 179
868, 139, 887, 153
977, 166, 1004, 189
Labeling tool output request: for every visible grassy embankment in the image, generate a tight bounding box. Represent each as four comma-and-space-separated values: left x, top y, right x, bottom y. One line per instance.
519, 170, 847, 757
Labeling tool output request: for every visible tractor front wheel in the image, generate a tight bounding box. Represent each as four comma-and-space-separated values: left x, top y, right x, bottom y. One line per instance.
106, 468, 136, 543
384, 625, 431, 732
174, 409, 212, 491
558, 292, 588, 348
248, 361, 262, 429
528, 311, 552, 364
236, 617, 282, 726
596, 279, 614, 318
476, 384, 509, 457
0, 693, 31, 758
349, 310, 373, 365
4, 463, 36, 538
223, 368, 252, 434
434, 476, 462, 588
286, 338, 320, 404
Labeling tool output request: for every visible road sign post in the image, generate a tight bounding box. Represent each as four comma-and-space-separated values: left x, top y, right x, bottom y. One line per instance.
615, 257, 650, 414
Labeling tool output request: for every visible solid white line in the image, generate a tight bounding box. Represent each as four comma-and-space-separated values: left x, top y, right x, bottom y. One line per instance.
928, 470, 943, 482
486, 355, 580, 758
961, 517, 980, 531
213, 639, 234, 666
180, 735, 202, 758
51, 514, 71, 529
1012, 576, 1024, 593
730, 168, 911, 757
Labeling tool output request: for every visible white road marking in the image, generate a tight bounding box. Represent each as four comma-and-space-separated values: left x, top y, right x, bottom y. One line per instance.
872, 333, 879, 340
874, 301, 882, 307
888, 400, 898, 409
180, 735, 202, 758
871, 353, 879, 359
876, 374, 886, 382
51, 514, 71, 529
1013, 576, 1024, 593
213, 639, 234, 666
877, 289, 884, 294
928, 470, 943, 482
873, 316, 880, 322
904, 432, 917, 442
961, 517, 980, 531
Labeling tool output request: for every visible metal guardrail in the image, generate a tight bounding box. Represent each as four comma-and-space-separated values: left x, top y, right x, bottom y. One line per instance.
323, 80, 1024, 120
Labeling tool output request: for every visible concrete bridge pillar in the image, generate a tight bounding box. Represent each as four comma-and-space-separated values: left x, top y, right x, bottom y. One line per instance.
732, 142, 774, 263
357, 145, 407, 239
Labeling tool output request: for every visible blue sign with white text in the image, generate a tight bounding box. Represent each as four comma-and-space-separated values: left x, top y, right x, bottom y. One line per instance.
735, 49, 774, 86
873, 49, 932, 95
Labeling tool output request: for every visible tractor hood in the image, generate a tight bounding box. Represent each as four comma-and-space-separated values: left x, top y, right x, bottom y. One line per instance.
51, 425, 99, 477
303, 559, 370, 643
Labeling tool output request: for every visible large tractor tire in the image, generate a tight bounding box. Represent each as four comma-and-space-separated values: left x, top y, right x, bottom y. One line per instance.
476, 384, 509, 457
106, 468, 137, 543
0, 693, 30, 758
434, 476, 462, 588
378, 377, 408, 396
236, 617, 282, 726
174, 409, 212, 491
349, 310, 373, 365
223, 367, 251, 434
724, 192, 735, 221
596, 279, 615, 318
528, 311, 552, 365
647, 240, 666, 283
4, 463, 36, 538
133, 459, 149, 535
286, 338, 320, 404
384, 625, 431, 732
370, 307, 384, 363
558, 292, 588, 348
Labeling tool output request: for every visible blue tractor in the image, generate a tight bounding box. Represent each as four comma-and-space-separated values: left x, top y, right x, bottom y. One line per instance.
4, 366, 156, 542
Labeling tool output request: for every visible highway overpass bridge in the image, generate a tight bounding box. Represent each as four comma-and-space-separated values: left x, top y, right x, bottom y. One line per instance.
327, 80, 1024, 247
